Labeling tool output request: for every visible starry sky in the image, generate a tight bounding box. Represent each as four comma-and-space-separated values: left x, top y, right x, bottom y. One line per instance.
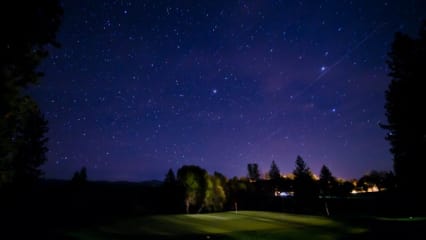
32, 0, 426, 182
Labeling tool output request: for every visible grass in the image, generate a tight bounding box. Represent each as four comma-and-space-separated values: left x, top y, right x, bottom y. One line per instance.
67, 211, 369, 240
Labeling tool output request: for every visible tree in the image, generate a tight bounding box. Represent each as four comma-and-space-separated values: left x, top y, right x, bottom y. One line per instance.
177, 165, 208, 213
204, 172, 227, 212
293, 156, 313, 179
227, 176, 247, 211
0, 1, 63, 188
247, 163, 260, 182
319, 165, 337, 196
11, 98, 48, 187
382, 21, 426, 200
161, 168, 183, 213
319, 165, 337, 216
358, 170, 395, 192
292, 156, 318, 211
72, 167, 87, 185
164, 168, 176, 186
268, 160, 281, 180
336, 180, 355, 196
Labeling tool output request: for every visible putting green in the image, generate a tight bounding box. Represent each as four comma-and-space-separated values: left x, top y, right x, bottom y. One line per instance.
69, 211, 367, 240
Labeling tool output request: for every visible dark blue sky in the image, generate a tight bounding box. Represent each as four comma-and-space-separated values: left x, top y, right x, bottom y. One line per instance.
32, 0, 426, 181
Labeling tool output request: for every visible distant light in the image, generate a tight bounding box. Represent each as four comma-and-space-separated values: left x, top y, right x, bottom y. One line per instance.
321, 66, 326, 71
212, 88, 218, 94
280, 192, 289, 197
331, 108, 336, 112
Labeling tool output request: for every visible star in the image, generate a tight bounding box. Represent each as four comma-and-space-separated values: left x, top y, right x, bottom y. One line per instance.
33, 0, 411, 181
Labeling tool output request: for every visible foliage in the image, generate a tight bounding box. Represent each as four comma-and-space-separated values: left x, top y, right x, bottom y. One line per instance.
247, 163, 260, 181
176, 166, 227, 213
177, 165, 208, 213
161, 168, 183, 213
336, 180, 355, 196
319, 165, 337, 196
382, 20, 426, 195
164, 168, 176, 186
268, 160, 281, 180
0, 0, 63, 188
358, 170, 395, 191
204, 171, 227, 212
0, 98, 48, 188
293, 156, 314, 180
227, 176, 248, 208
292, 156, 318, 208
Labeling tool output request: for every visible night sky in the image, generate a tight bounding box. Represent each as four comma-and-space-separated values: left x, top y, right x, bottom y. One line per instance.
32, 0, 426, 181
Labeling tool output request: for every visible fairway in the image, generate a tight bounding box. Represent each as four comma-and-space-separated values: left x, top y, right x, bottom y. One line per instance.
68, 211, 367, 240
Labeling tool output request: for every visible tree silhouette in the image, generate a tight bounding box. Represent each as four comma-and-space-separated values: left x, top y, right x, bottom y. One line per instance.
11, 98, 48, 188
382, 21, 426, 201
292, 156, 318, 211
162, 168, 183, 213
358, 170, 395, 192
0, 1, 63, 188
293, 156, 313, 179
319, 165, 337, 196
268, 160, 281, 180
247, 163, 260, 182
72, 167, 88, 185
164, 168, 176, 186
319, 165, 337, 216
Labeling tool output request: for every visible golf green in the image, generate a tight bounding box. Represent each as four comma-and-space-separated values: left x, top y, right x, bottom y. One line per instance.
68, 211, 367, 239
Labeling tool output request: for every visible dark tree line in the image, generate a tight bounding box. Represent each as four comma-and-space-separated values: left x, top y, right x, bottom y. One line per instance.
160, 155, 364, 214
0, 0, 63, 190
382, 20, 426, 213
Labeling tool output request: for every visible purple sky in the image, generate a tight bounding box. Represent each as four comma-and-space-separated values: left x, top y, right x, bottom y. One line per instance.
32, 0, 426, 181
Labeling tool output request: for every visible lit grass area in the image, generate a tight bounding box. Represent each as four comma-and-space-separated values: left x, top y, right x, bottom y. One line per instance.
68, 211, 368, 240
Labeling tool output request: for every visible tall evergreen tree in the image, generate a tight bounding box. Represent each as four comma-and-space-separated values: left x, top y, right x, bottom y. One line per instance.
382, 21, 426, 197
162, 168, 183, 213
164, 168, 176, 185
268, 160, 281, 180
319, 165, 337, 196
292, 156, 318, 210
293, 156, 313, 180
0, 1, 63, 188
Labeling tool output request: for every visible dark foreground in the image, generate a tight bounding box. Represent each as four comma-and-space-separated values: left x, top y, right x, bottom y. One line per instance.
1, 180, 425, 239
67, 211, 426, 240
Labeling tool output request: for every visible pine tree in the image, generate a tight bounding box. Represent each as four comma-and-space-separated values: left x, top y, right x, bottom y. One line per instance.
293, 156, 313, 180
319, 165, 337, 196
382, 21, 426, 196
268, 160, 281, 180
292, 156, 318, 210
164, 168, 176, 185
